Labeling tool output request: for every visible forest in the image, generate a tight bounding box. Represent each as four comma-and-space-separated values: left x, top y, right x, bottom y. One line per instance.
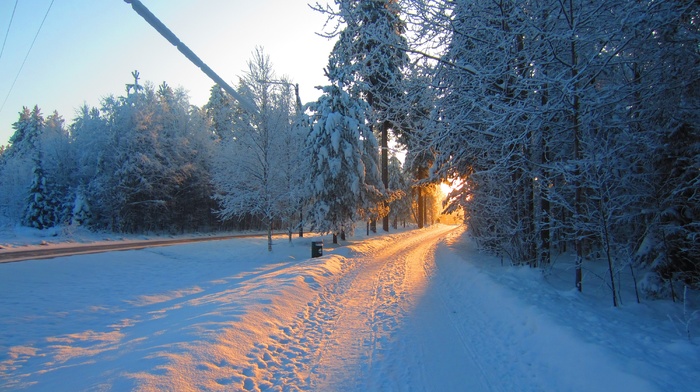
0, 0, 698, 301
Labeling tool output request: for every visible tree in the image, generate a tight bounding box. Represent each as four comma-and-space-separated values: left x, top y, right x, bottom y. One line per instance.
40, 111, 73, 224
79, 71, 215, 232
23, 164, 58, 229
636, 0, 700, 297
69, 104, 110, 228
387, 154, 411, 228
211, 48, 300, 251
5, 106, 44, 160
317, 0, 409, 232
305, 59, 383, 243
0, 106, 45, 224
204, 84, 235, 141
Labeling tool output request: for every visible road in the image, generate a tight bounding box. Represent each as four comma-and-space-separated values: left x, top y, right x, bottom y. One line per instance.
213, 224, 492, 391
0, 233, 261, 263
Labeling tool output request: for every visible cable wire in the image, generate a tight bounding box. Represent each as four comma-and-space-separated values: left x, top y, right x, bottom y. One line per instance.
0, 0, 55, 115
0, 0, 19, 61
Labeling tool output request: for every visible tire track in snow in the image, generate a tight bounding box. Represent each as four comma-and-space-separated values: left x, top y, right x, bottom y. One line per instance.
306, 225, 461, 391
426, 228, 545, 391
226, 225, 483, 391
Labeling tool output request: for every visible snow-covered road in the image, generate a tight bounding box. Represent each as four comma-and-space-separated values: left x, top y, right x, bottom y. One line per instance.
304, 224, 489, 391
1, 225, 695, 391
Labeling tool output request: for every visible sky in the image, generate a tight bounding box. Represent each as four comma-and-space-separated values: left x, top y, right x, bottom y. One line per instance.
0, 0, 336, 146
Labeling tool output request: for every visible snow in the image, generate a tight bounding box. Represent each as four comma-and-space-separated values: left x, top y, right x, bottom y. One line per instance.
1, 225, 698, 391
327, 114, 342, 154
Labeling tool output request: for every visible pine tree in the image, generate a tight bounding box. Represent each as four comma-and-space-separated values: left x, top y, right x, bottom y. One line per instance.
0, 107, 44, 222
6, 106, 43, 161
387, 154, 411, 228
306, 62, 382, 242
320, 0, 409, 232
70, 186, 92, 226
23, 163, 57, 229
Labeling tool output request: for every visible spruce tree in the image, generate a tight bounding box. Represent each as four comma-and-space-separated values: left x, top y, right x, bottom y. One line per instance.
24, 163, 57, 229
306, 62, 382, 242
322, 0, 409, 232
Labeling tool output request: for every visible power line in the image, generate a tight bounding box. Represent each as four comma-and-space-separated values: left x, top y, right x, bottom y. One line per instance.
0, 0, 55, 115
0, 0, 19, 61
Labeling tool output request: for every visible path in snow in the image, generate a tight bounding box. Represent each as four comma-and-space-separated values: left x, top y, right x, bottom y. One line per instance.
307, 225, 491, 390
215, 224, 491, 391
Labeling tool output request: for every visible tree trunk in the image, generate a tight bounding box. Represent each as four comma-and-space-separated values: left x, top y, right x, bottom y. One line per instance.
298, 211, 303, 237
423, 193, 428, 227
417, 187, 424, 229
568, 0, 583, 292
381, 121, 390, 232
603, 219, 618, 307
540, 84, 551, 266
267, 220, 273, 252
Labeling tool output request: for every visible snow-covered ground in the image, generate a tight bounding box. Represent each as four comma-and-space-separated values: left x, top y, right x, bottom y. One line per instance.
1, 224, 698, 391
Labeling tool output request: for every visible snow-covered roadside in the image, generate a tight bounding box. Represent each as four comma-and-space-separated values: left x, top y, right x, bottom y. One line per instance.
438, 229, 700, 391
1, 225, 698, 391
0, 232, 343, 390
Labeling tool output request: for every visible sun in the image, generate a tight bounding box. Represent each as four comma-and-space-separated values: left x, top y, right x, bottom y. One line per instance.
440, 178, 464, 196
440, 182, 453, 195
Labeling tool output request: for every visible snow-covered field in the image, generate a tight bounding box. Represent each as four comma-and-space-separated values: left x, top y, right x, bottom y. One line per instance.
1, 224, 698, 391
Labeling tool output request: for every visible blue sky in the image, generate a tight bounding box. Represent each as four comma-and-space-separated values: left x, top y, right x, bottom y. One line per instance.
0, 0, 335, 145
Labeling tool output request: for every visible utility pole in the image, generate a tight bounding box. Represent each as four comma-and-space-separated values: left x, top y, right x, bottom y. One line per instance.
123, 0, 257, 114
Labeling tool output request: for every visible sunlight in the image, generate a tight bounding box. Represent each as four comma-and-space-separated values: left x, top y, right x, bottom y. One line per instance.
440, 182, 453, 195
440, 178, 465, 196
438, 179, 467, 225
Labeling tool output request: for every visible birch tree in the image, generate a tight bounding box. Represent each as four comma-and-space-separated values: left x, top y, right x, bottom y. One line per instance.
212, 48, 300, 251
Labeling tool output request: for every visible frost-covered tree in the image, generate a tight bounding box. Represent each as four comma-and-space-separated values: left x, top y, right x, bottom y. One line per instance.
387, 154, 411, 228
70, 185, 92, 226
212, 48, 301, 250
81, 71, 217, 232
274, 82, 310, 241
408, 0, 700, 296
39, 111, 74, 224
23, 164, 58, 229
306, 62, 382, 243
105, 75, 170, 232
0, 106, 45, 224
70, 104, 109, 225
4, 106, 43, 160
205, 84, 235, 141
316, 0, 409, 231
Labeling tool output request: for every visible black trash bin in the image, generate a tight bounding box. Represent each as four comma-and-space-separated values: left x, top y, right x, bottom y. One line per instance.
311, 241, 323, 257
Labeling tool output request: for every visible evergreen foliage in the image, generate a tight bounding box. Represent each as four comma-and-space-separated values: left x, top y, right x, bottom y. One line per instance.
304, 49, 384, 241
